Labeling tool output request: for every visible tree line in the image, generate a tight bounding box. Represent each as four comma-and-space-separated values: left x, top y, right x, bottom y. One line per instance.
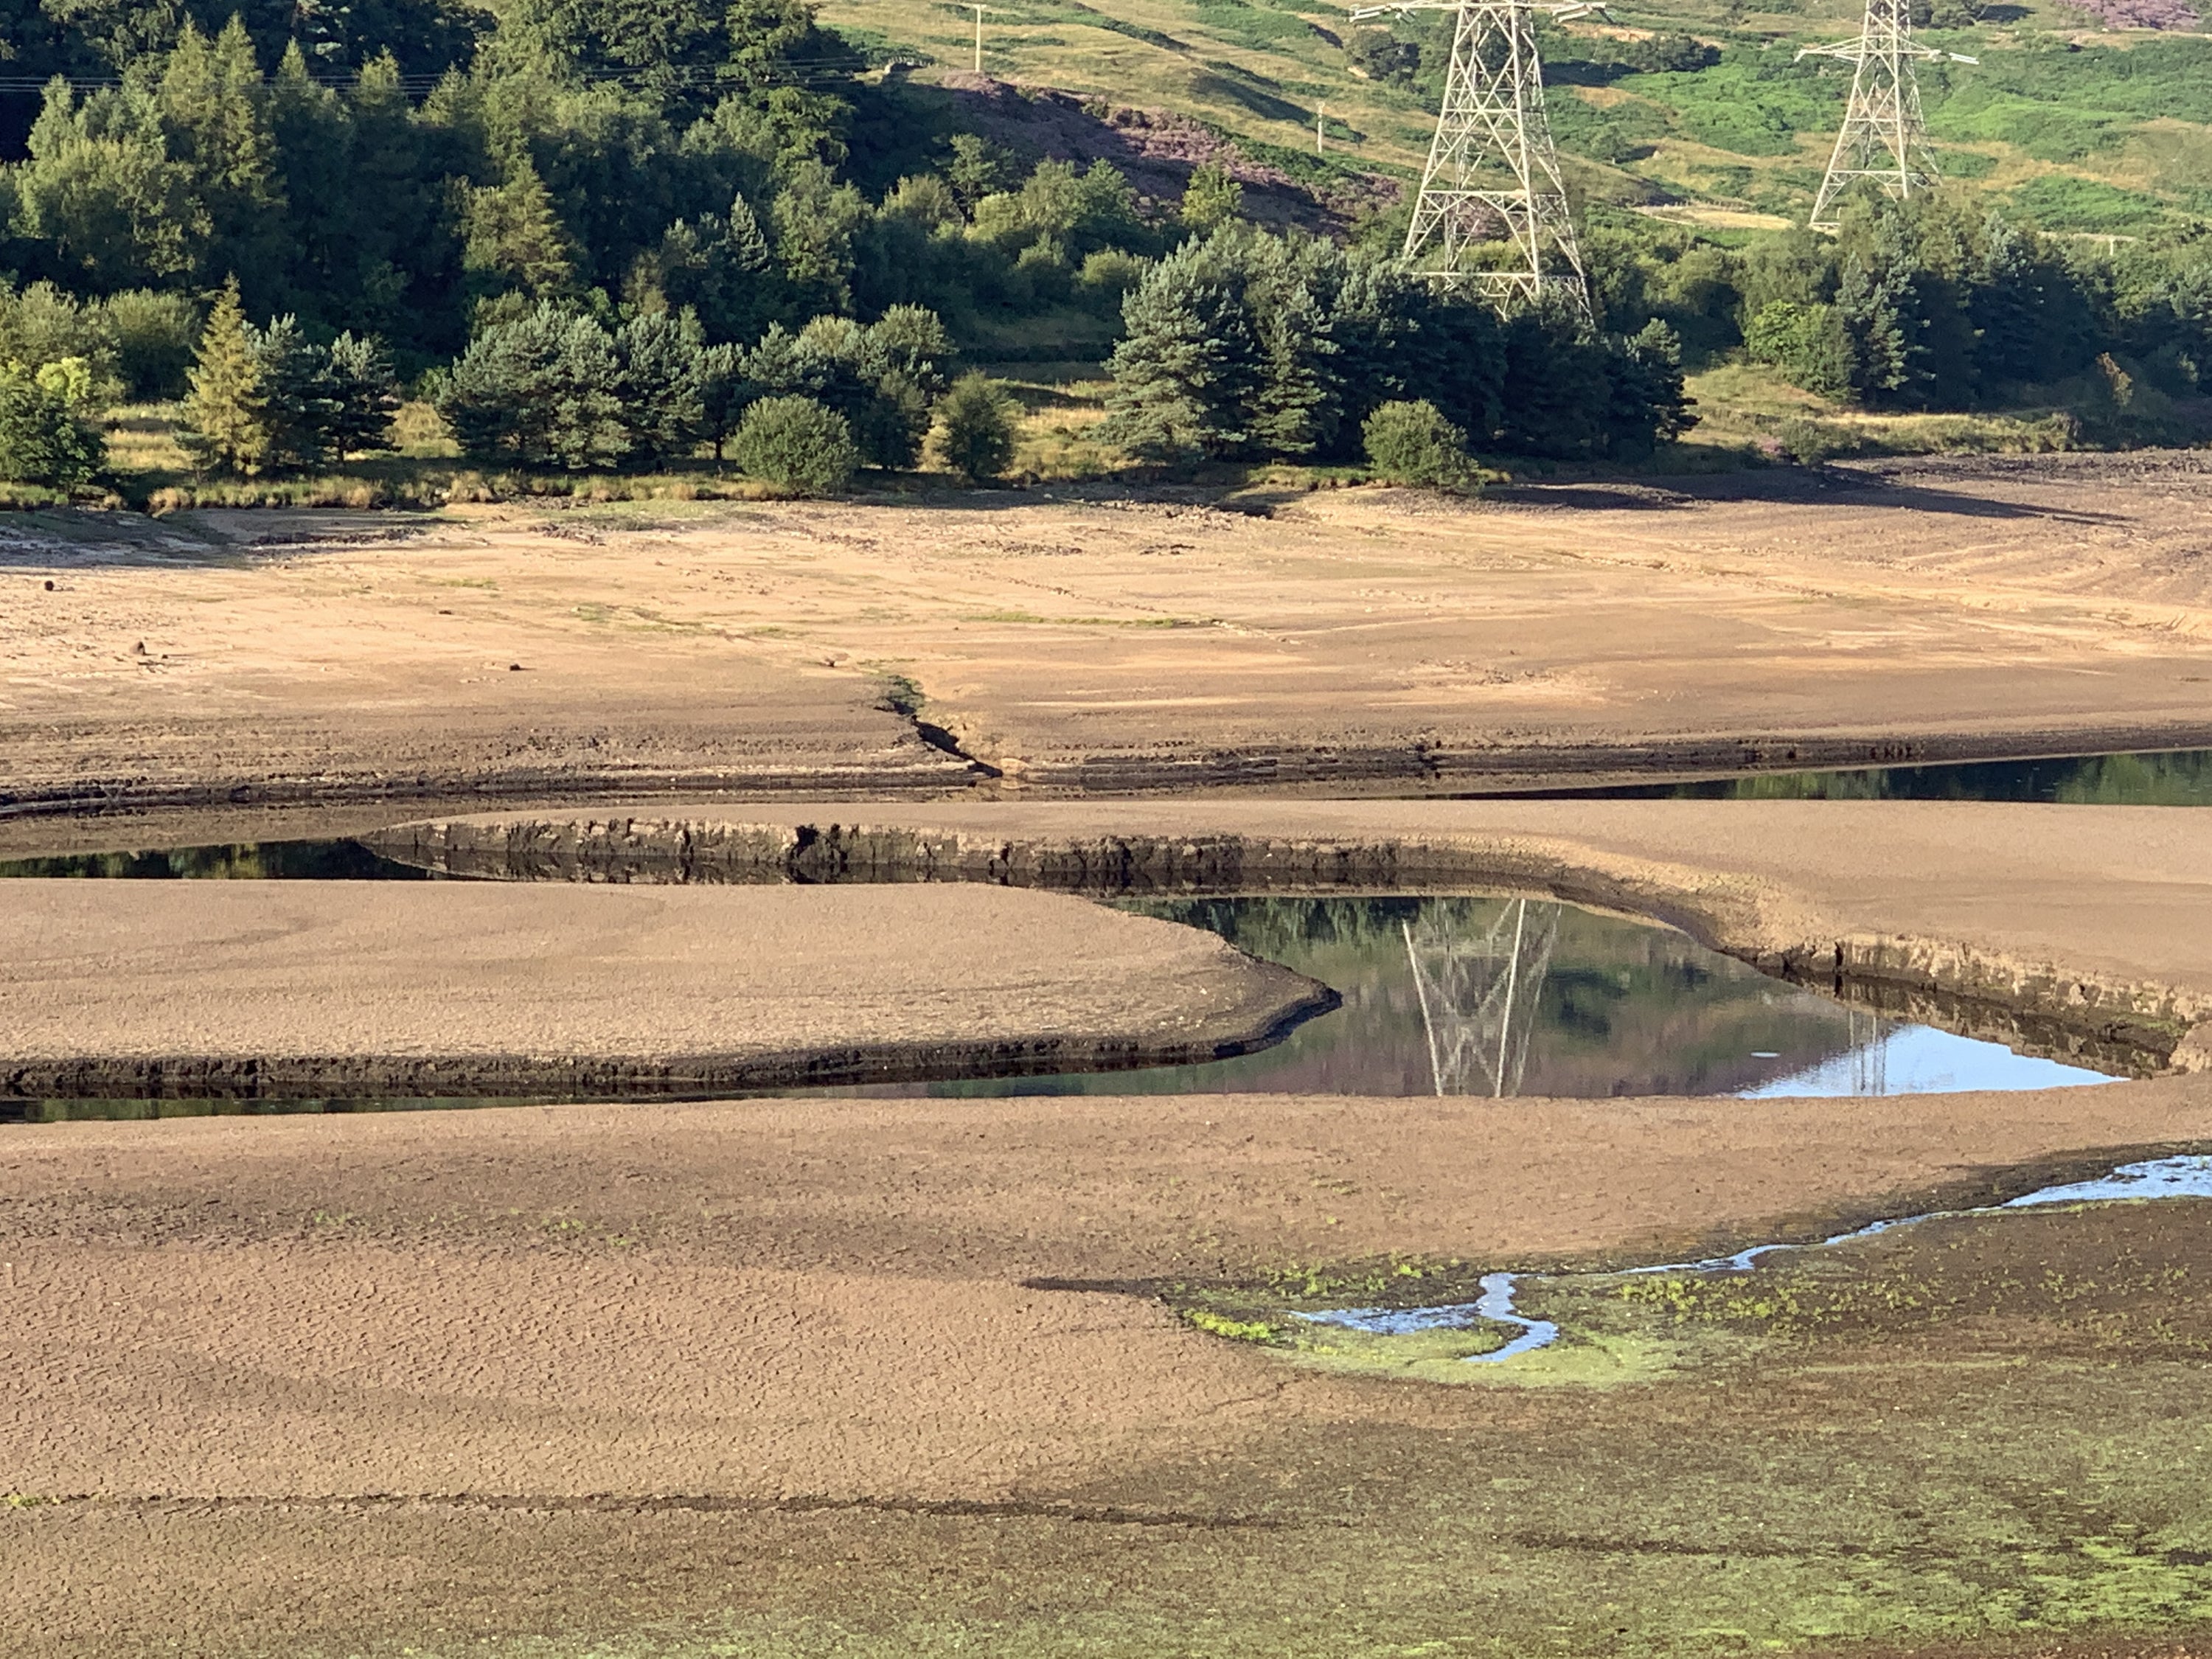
1593, 195, 2212, 439
0, 0, 2202, 493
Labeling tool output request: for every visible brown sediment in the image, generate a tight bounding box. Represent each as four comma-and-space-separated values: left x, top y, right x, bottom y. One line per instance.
0, 880, 1333, 1099
363, 797, 2212, 1074
4, 455, 2212, 823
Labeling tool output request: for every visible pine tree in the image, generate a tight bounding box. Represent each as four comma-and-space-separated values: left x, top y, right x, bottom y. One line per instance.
156, 18, 288, 295
179, 275, 269, 475
1256, 260, 1336, 458
437, 302, 625, 470
1101, 233, 1262, 462
613, 310, 706, 467
771, 161, 866, 316
249, 313, 341, 469
1969, 212, 2048, 389
324, 332, 400, 457
1836, 253, 1916, 406
698, 342, 752, 461
462, 156, 576, 306
658, 195, 776, 344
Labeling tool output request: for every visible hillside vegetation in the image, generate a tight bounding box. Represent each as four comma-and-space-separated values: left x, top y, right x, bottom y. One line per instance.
819, 0, 2211, 234
0, 0, 2199, 506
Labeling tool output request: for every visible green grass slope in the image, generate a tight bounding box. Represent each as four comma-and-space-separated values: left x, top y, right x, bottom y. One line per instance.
821, 0, 2211, 236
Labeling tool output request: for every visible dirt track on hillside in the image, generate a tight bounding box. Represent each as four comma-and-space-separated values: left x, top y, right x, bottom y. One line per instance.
3, 451, 2210, 835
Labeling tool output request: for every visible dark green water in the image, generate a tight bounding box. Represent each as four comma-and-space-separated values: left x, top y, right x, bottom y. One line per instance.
1, 894, 2119, 1123
1528, 748, 2212, 804
0, 839, 429, 880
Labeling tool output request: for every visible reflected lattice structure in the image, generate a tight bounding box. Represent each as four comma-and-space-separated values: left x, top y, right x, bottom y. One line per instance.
1351, 0, 1597, 316
1799, 0, 1977, 231
1402, 898, 1562, 1097
1846, 1004, 1892, 1096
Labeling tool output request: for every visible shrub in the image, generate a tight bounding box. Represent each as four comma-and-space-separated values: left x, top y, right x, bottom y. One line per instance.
1745, 299, 1852, 400
744, 309, 950, 472
102, 290, 199, 400
0, 282, 119, 397
935, 372, 1019, 482
731, 395, 856, 494
1180, 161, 1245, 233
0, 361, 105, 486
1773, 417, 1855, 465
1363, 399, 1473, 488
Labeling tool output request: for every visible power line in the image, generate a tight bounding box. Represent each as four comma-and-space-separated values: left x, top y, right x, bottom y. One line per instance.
1350, 0, 1596, 319
1798, 0, 1977, 232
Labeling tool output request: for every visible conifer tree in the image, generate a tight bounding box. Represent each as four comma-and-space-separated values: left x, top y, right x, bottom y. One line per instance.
1101, 232, 1264, 462
698, 342, 752, 461
324, 332, 400, 457
462, 157, 576, 307
250, 313, 341, 469
613, 310, 706, 467
179, 275, 269, 475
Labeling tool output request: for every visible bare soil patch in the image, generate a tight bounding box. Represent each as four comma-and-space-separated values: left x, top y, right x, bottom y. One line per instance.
0, 881, 1331, 1096
2, 455, 2210, 825
9, 1082, 2212, 1655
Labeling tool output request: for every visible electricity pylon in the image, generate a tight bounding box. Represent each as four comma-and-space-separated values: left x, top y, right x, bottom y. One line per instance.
1401, 899, 1562, 1098
1798, 0, 1976, 232
1350, 1, 1600, 316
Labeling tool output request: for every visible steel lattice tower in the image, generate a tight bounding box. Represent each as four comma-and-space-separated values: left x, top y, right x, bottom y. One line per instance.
1352, 1, 1600, 316
1799, 0, 1976, 231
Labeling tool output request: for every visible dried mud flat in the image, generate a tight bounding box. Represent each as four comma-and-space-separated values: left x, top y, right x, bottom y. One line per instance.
2, 451, 2211, 839
0, 881, 1332, 1096
8, 459, 2212, 1655
10, 1080, 2212, 1658
5, 796, 2212, 1656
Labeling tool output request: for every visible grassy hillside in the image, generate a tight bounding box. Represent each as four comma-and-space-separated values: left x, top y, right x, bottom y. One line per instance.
819, 0, 2211, 236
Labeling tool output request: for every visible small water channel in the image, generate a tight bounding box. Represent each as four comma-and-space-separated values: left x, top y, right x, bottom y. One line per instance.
1297, 1153, 2212, 1368
0, 836, 2138, 1119
823, 894, 2116, 1102
1526, 746, 2212, 805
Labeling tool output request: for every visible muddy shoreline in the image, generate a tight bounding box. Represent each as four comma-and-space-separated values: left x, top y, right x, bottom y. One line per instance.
7, 721, 2212, 825
364, 804, 2212, 1076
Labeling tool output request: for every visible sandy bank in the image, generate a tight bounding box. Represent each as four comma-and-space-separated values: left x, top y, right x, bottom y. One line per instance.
0, 880, 1332, 1096
369, 797, 2212, 1068
4, 456, 2210, 821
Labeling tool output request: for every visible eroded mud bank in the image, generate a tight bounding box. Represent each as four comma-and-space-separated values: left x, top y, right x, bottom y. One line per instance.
0, 880, 1336, 1100
364, 813, 2210, 1077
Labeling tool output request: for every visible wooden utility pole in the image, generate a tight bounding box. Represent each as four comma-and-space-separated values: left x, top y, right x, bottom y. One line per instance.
970, 4, 987, 72
1316, 100, 1326, 154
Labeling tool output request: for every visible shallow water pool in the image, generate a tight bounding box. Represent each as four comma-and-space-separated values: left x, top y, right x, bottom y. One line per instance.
814, 894, 2118, 1102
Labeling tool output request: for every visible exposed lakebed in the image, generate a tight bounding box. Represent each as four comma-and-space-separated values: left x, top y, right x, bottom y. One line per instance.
1276, 1153, 2212, 1377
0, 848, 2126, 1119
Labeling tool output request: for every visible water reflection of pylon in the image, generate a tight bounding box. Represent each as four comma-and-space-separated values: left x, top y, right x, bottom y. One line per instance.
1847, 1004, 1891, 1096
1402, 897, 1562, 1097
